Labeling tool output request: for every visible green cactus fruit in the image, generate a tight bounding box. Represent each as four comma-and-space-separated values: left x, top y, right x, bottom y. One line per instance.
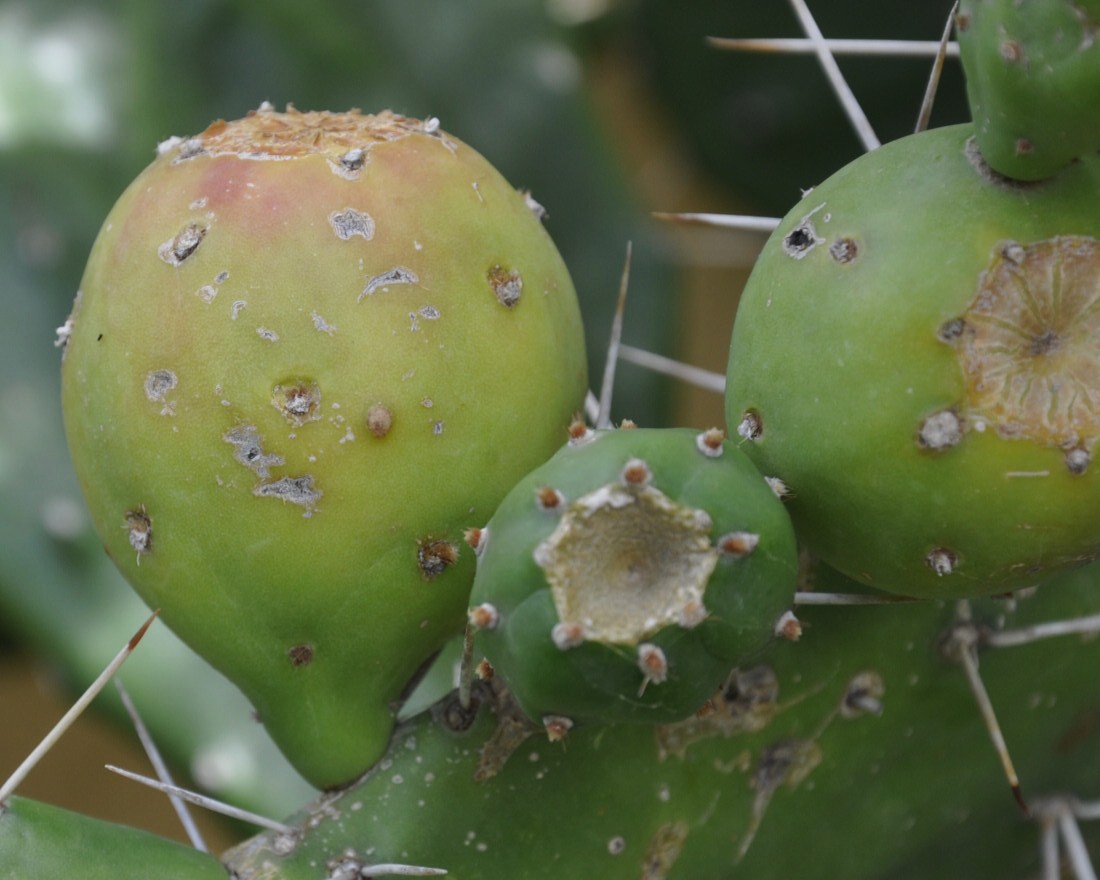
59, 106, 587, 788
725, 123, 1100, 599
465, 425, 799, 732
956, 0, 1100, 181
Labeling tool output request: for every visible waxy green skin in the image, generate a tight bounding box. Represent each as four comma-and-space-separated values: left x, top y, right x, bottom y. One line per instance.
223, 561, 1100, 880
60, 109, 587, 789
6, 562, 1100, 878
0, 798, 227, 880
726, 124, 1100, 599
958, 0, 1100, 181
468, 427, 798, 726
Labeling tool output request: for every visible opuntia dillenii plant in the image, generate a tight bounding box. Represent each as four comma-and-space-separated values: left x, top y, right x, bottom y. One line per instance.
956, 0, 1100, 181
466, 425, 798, 732
58, 105, 587, 789
4, 5, 1100, 879
725, 123, 1100, 599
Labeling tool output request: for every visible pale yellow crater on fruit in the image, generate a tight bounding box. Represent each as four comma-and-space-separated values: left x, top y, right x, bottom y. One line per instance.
189, 105, 443, 163
956, 236, 1100, 448
533, 483, 717, 645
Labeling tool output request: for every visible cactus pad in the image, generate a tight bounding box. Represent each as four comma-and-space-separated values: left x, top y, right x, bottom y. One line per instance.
59, 106, 587, 788
466, 426, 799, 730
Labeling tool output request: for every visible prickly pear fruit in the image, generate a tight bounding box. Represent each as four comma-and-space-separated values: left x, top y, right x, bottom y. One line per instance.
956, 0, 1100, 181
466, 425, 798, 731
725, 123, 1100, 599
59, 106, 587, 788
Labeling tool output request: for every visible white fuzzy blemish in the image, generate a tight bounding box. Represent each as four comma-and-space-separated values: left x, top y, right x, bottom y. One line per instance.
637, 643, 668, 686
196, 284, 217, 303
621, 458, 653, 488
54, 316, 74, 350
157, 135, 184, 156
1004, 470, 1050, 478
423, 116, 440, 134
311, 312, 337, 335
608, 837, 626, 856
253, 475, 322, 515
718, 531, 760, 559
774, 610, 802, 640
551, 621, 585, 650
468, 603, 500, 630
677, 600, 708, 629
329, 208, 375, 241
918, 410, 963, 450
737, 410, 763, 441
331, 147, 365, 179
1065, 447, 1091, 475
408, 306, 440, 332
432, 420, 444, 435
359, 266, 419, 300
257, 327, 278, 342
223, 425, 285, 478
125, 508, 153, 561
691, 509, 713, 532
487, 266, 522, 308
158, 224, 206, 265
543, 715, 573, 742
765, 476, 791, 499
925, 548, 958, 576
172, 138, 204, 162
421, 398, 433, 408
144, 369, 178, 414
696, 428, 725, 457
522, 190, 548, 221
231, 300, 247, 320
567, 424, 594, 447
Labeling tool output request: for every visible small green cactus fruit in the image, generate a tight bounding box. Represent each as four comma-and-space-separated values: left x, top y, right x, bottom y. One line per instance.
465, 425, 798, 732
956, 0, 1100, 181
59, 106, 587, 788
725, 123, 1100, 599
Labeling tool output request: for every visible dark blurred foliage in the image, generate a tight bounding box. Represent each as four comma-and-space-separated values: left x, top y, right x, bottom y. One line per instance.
632, 0, 969, 214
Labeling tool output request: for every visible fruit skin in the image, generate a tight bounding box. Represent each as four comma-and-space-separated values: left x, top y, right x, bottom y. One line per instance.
60, 107, 587, 788
725, 123, 1100, 599
957, 0, 1100, 181
467, 426, 798, 728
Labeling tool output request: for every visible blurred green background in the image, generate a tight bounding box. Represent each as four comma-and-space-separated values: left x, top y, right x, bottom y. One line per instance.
0, 0, 965, 849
